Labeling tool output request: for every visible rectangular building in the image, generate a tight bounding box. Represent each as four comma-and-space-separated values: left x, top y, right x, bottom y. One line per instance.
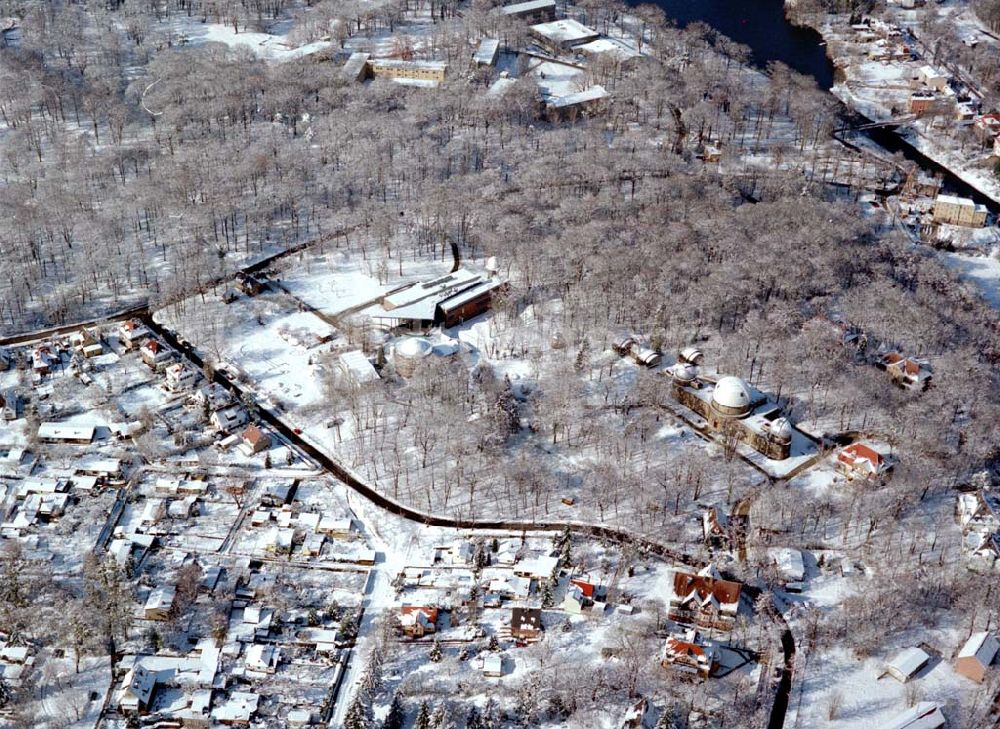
474, 38, 501, 67
933, 194, 988, 227
500, 0, 556, 22
369, 59, 447, 83
530, 19, 600, 52
342, 52, 371, 83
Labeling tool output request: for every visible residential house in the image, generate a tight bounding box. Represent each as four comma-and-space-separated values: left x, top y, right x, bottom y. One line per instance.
954, 632, 999, 683
190, 383, 234, 412
318, 515, 353, 539
245, 644, 280, 674
265, 527, 294, 555
660, 628, 718, 678
880, 352, 932, 390
400, 606, 439, 638
239, 424, 271, 455
570, 576, 603, 599
241, 606, 275, 640
212, 691, 260, 726
70, 328, 103, 358
37, 422, 95, 444
165, 363, 200, 392
932, 194, 988, 227
546, 85, 608, 119
118, 664, 160, 714
915, 65, 949, 92
487, 575, 531, 601
144, 585, 177, 621
75, 456, 124, 480
210, 405, 248, 433
0, 348, 9, 371
836, 443, 893, 483
510, 607, 543, 641
1, 388, 19, 421
513, 554, 560, 581
32, 346, 57, 375
296, 627, 341, 653
957, 490, 1000, 533
907, 92, 939, 115
141, 339, 174, 371
119, 319, 152, 350
886, 647, 930, 683
667, 564, 741, 631
702, 506, 730, 547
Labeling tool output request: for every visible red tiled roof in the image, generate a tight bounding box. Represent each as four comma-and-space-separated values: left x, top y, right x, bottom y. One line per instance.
400, 605, 438, 624
665, 637, 706, 658
672, 572, 741, 607
570, 578, 596, 598
241, 424, 269, 447
838, 443, 883, 468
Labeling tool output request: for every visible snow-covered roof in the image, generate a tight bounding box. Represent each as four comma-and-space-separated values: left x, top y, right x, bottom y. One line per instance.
212, 691, 259, 723
887, 647, 930, 679
37, 422, 95, 442
530, 18, 599, 45
145, 585, 176, 611
957, 631, 999, 665
575, 37, 639, 60
338, 350, 380, 384
342, 52, 370, 79
381, 268, 492, 322
550, 85, 607, 108
500, 0, 555, 15
474, 38, 500, 65
770, 548, 805, 582
370, 58, 447, 71
936, 194, 987, 213
75, 456, 122, 474
878, 701, 946, 729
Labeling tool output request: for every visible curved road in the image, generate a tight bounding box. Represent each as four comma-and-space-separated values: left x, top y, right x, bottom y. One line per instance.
142, 311, 796, 726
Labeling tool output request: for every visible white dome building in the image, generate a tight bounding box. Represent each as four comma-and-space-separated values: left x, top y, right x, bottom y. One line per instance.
670, 362, 698, 383
711, 376, 753, 418
769, 417, 793, 444
394, 337, 433, 378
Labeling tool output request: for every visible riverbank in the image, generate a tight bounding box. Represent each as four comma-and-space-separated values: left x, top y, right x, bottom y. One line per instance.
784, 0, 1000, 209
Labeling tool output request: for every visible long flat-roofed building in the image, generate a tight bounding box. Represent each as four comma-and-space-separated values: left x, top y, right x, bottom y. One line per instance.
933, 194, 988, 227
376, 268, 507, 330
530, 19, 600, 52
342, 52, 371, 82
369, 59, 447, 83
500, 0, 556, 22
474, 38, 501, 67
